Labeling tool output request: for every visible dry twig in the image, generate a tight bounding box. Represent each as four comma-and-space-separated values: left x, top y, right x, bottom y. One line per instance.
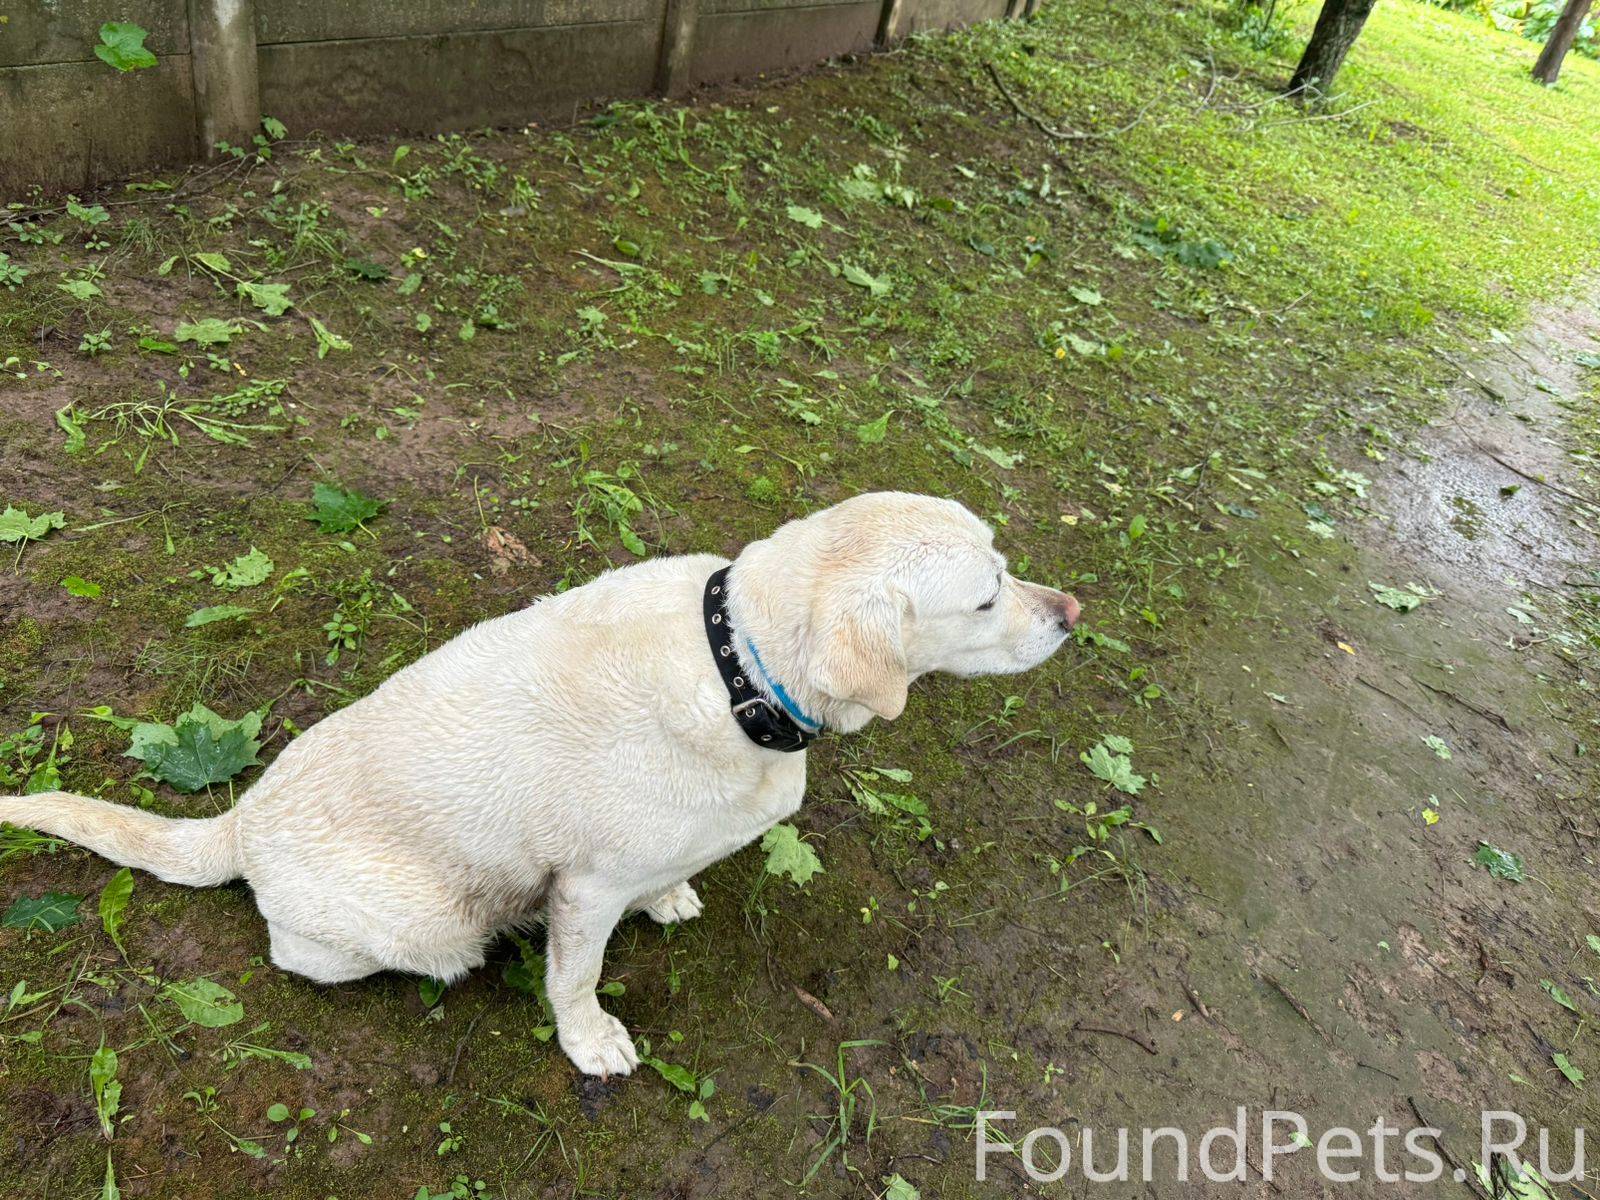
1260, 973, 1332, 1045
1407, 1097, 1492, 1200
1413, 678, 1513, 733
1072, 1021, 1157, 1055
984, 61, 1158, 142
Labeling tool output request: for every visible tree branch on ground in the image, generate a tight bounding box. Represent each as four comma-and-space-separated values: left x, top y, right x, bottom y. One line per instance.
983, 61, 1160, 141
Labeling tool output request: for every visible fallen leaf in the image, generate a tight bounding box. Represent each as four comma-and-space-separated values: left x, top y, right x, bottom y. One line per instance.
94, 22, 157, 71
1081, 740, 1145, 795
483, 526, 536, 576
162, 978, 244, 1027
856, 411, 891, 444
762, 823, 822, 886
841, 262, 892, 296
0, 506, 66, 545
185, 604, 254, 628
1474, 842, 1525, 883
1370, 581, 1428, 612
123, 703, 262, 793
1553, 1052, 1584, 1088
175, 317, 237, 347
237, 281, 292, 316
1540, 979, 1578, 1013
309, 483, 384, 534
792, 985, 835, 1022
210, 548, 273, 590
2, 892, 84, 933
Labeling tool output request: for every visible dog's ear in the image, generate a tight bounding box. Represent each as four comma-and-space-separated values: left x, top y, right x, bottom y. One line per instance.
810, 578, 908, 721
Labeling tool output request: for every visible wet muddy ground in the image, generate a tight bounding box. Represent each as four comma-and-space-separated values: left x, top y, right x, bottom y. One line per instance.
9, 301, 1593, 1200
2, 5, 1599, 1196
986, 299, 1600, 1198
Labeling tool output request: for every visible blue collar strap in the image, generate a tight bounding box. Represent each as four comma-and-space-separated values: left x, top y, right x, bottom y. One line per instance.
704, 566, 823, 752
741, 636, 823, 733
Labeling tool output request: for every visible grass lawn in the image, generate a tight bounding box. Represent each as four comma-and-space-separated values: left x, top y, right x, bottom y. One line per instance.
2, 1, 1599, 1196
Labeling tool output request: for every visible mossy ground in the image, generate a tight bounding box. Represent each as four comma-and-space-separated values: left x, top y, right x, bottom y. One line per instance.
3, 2, 1600, 1197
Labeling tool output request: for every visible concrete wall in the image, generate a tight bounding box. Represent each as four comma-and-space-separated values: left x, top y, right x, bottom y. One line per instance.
0, 0, 196, 195
689, 1, 882, 88
0, 0, 1031, 196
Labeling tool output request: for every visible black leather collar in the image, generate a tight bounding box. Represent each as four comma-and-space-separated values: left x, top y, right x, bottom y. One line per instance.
704, 566, 819, 753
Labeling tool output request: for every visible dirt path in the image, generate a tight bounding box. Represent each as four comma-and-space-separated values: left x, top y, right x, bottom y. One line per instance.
955, 300, 1600, 1197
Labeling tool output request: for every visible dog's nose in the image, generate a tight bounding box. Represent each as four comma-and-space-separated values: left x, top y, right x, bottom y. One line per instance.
1056, 593, 1080, 632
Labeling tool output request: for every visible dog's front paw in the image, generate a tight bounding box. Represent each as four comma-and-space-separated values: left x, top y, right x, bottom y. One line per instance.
645, 881, 703, 925
560, 1012, 639, 1078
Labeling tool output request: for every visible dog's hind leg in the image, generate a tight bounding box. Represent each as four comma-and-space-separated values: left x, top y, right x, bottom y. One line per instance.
269, 924, 381, 984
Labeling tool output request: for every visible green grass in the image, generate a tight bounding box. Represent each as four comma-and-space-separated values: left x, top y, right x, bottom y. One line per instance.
1, 1, 1599, 1196
1019, 1, 1600, 334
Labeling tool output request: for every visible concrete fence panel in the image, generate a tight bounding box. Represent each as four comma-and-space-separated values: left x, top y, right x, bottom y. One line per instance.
0, 0, 1034, 196
256, 3, 668, 138
1, 0, 195, 194
689, 0, 881, 88
0, 0, 189, 67
899, 0, 1011, 36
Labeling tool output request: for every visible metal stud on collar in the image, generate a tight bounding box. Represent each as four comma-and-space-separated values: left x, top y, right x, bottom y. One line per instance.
705, 565, 816, 754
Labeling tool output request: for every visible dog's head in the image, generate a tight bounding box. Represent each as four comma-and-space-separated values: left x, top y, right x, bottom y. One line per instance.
736, 492, 1079, 729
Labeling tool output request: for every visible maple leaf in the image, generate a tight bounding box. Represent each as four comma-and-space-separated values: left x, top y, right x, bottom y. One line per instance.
211, 547, 273, 589
761, 823, 823, 886
123, 703, 262, 793
1474, 842, 1525, 883
174, 317, 237, 347
94, 22, 157, 71
1080, 741, 1146, 795
236, 281, 292, 316
0, 506, 65, 544
309, 483, 384, 533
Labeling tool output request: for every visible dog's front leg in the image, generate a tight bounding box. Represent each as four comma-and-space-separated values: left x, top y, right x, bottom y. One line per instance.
545, 875, 638, 1078
642, 880, 703, 924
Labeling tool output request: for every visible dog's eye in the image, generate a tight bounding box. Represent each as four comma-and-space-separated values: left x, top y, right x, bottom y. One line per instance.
976, 598, 996, 612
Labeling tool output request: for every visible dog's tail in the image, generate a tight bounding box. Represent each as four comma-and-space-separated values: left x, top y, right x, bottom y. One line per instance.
0, 792, 243, 887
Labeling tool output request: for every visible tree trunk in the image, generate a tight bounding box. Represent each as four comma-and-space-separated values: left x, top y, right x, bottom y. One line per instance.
1288, 0, 1379, 98
1532, 0, 1594, 85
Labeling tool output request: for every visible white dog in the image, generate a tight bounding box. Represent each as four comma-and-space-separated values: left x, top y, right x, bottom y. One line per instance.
2, 492, 1079, 1076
